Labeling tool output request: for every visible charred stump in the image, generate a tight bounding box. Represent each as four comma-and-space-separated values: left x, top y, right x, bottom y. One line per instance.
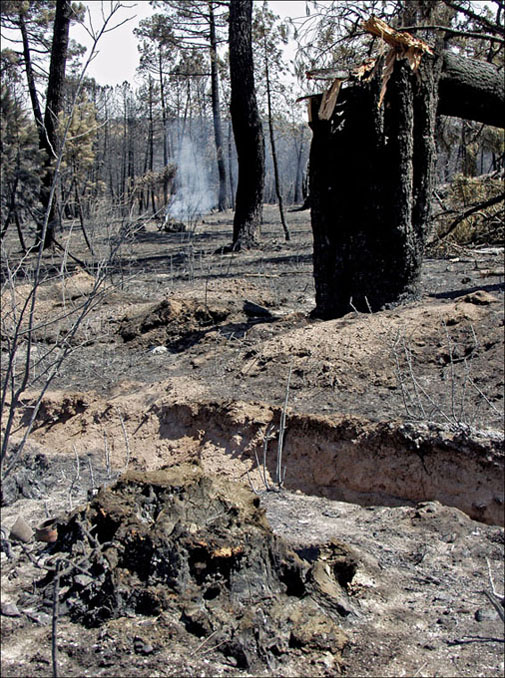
46, 465, 355, 672
309, 25, 504, 319
309, 50, 442, 318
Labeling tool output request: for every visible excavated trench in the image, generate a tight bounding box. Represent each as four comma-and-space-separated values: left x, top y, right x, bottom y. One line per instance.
144, 399, 504, 526
11, 391, 505, 526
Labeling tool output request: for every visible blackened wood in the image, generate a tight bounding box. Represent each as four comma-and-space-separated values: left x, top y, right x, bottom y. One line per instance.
309, 47, 443, 318
229, 0, 265, 249
209, 1, 227, 211
37, 0, 72, 249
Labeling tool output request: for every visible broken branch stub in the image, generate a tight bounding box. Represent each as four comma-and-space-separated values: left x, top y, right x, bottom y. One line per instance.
362, 15, 434, 58
361, 16, 434, 108
306, 68, 350, 81
318, 78, 344, 121
306, 16, 435, 120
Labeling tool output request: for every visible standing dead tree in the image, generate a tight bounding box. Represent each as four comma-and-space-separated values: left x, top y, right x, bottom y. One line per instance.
229, 0, 265, 250
308, 16, 504, 319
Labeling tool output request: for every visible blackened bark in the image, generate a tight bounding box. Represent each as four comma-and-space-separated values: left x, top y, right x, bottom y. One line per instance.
309, 42, 502, 319
229, 0, 265, 249
209, 1, 227, 211
310, 49, 443, 318
37, 0, 72, 249
438, 52, 505, 129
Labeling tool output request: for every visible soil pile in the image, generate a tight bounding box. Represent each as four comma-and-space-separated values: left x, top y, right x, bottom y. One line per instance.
42, 464, 356, 673
118, 298, 236, 351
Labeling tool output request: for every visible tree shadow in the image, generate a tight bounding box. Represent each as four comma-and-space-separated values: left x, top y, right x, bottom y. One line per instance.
429, 282, 504, 299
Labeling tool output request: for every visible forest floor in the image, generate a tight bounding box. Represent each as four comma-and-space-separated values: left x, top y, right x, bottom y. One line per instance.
1, 205, 504, 677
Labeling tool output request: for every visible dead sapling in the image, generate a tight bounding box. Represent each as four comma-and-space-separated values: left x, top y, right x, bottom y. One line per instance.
247, 422, 275, 494
247, 364, 292, 493
276, 364, 292, 489
103, 430, 111, 480
482, 557, 505, 623
118, 411, 131, 473
67, 446, 81, 512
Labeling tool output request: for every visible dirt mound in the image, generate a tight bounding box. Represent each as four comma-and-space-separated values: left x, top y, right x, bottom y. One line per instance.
1, 271, 97, 308
118, 297, 236, 350
42, 465, 354, 672
243, 292, 503, 398
0, 270, 129, 346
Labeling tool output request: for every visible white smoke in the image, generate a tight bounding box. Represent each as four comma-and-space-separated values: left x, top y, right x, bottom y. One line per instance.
166, 136, 215, 223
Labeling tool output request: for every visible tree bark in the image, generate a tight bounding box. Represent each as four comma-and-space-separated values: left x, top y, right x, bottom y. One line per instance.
37, 0, 72, 249
438, 52, 505, 129
229, 0, 265, 250
209, 1, 227, 211
308, 42, 504, 319
310, 49, 443, 318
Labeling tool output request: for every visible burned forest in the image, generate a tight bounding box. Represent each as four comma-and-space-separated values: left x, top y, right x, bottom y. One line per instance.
1, 1, 504, 677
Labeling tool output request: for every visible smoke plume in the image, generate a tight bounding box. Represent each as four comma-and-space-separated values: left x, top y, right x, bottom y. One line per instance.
166, 136, 215, 223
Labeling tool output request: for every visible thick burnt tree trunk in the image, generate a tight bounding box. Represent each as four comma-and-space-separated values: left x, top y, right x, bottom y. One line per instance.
37, 0, 72, 249
309, 49, 503, 318
229, 0, 265, 249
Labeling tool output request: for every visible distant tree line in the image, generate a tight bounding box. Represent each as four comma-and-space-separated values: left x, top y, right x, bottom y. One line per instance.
0, 0, 502, 258
0, 0, 310, 252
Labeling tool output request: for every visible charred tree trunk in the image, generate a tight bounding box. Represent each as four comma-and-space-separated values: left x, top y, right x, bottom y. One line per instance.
309, 48, 503, 319
229, 0, 265, 250
37, 0, 72, 249
227, 121, 235, 209
209, 1, 227, 211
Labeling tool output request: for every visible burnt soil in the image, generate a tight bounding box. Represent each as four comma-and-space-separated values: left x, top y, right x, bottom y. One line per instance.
1, 205, 504, 677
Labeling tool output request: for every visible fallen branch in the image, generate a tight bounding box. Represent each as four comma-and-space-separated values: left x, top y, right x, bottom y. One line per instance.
483, 590, 505, 622
436, 192, 505, 241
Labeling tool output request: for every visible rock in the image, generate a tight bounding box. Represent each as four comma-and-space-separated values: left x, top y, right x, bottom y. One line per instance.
243, 300, 274, 318
133, 636, 154, 654
475, 607, 499, 622
149, 345, 168, 355
9, 515, 34, 543
1, 601, 21, 617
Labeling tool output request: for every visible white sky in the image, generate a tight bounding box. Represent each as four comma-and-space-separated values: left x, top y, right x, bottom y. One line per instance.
73, 0, 316, 87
